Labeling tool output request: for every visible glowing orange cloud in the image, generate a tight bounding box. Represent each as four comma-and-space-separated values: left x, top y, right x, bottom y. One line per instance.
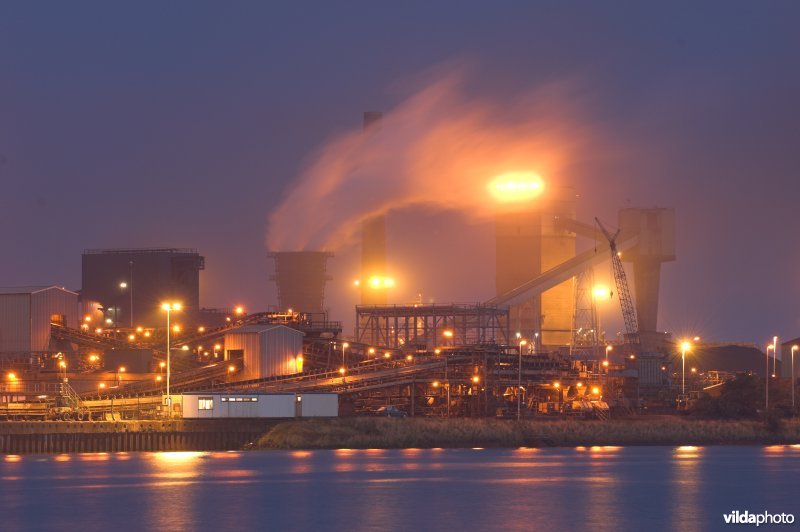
267, 68, 599, 251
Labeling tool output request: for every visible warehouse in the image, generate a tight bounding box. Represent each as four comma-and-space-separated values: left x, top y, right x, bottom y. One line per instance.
0, 286, 79, 354
181, 392, 338, 419
224, 324, 304, 381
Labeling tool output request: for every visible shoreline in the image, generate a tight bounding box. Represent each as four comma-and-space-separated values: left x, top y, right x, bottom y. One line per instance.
254, 417, 800, 450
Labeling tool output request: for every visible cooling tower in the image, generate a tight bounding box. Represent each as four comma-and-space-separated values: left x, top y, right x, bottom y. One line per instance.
269, 251, 333, 313
361, 111, 389, 306
495, 185, 576, 346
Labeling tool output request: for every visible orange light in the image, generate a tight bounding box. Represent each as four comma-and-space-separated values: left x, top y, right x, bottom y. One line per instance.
553, 382, 560, 388
591, 387, 601, 395
119, 367, 126, 373
89, 355, 98, 362
602, 360, 609, 367
7, 372, 16, 380
159, 362, 166, 369
592, 285, 611, 300
198, 326, 206, 333
99, 383, 106, 389
172, 325, 181, 333
368, 348, 376, 355
144, 331, 151, 338
128, 334, 135, 341
234, 306, 245, 315
432, 381, 440, 388
384, 352, 391, 358
136, 326, 143, 333
156, 375, 162, 382
228, 365, 235, 373
472, 375, 480, 384
443, 330, 454, 338
339, 367, 346, 375
406, 355, 413, 361
488, 172, 544, 203
84, 316, 92, 323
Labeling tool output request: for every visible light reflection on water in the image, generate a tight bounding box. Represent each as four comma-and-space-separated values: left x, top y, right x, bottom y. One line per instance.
0, 446, 798, 531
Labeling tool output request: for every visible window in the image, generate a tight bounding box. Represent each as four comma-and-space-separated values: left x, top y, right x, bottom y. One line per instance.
221, 396, 258, 402
198, 397, 213, 410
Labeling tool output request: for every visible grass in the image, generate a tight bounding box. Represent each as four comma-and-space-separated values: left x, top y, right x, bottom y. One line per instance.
254, 417, 800, 450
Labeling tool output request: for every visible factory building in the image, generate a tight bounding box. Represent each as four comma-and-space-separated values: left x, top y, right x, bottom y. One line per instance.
223, 324, 304, 381
495, 185, 576, 347
81, 248, 204, 328
0, 286, 79, 354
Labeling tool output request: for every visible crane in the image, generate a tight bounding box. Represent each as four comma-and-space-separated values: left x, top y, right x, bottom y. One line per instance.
595, 218, 640, 346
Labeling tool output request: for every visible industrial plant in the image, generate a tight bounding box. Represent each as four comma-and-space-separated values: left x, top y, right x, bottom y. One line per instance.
0, 111, 789, 453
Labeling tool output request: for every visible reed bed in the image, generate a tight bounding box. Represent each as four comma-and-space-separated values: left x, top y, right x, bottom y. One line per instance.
255, 417, 800, 449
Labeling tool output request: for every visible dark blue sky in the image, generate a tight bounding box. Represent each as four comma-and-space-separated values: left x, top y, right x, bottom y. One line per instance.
1, 2, 799, 346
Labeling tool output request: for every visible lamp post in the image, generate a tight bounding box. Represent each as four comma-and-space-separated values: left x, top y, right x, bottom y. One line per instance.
342, 342, 349, 369
680, 341, 691, 396
161, 302, 182, 408
766, 344, 773, 413
792, 345, 798, 415
518, 339, 527, 421
772, 336, 778, 378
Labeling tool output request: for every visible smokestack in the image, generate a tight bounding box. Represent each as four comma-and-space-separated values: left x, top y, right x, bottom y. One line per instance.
361, 111, 388, 306
269, 251, 333, 313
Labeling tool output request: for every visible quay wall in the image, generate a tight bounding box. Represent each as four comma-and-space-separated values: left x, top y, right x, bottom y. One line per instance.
0, 420, 277, 454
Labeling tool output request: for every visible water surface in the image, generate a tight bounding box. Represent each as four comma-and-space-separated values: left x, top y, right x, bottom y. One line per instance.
2, 446, 799, 531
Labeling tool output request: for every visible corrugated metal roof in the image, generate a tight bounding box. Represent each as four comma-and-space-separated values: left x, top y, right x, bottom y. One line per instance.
227, 324, 305, 336
0, 285, 79, 296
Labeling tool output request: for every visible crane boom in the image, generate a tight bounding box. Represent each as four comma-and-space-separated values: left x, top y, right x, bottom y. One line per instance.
595, 218, 640, 345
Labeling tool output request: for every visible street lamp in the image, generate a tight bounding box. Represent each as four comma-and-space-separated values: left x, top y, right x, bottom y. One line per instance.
518, 339, 527, 421
792, 345, 798, 414
342, 342, 349, 369
680, 341, 691, 395
771, 336, 778, 378
766, 344, 774, 413
161, 302, 182, 405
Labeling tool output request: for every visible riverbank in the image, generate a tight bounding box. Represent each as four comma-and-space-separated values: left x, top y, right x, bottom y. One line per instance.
255, 417, 800, 449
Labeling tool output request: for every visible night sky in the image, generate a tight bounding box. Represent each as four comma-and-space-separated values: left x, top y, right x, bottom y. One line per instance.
2, 2, 799, 348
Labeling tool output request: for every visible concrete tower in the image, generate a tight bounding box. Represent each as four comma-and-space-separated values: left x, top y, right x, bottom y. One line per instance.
269, 251, 333, 313
360, 111, 389, 306
495, 186, 576, 346
618, 208, 676, 344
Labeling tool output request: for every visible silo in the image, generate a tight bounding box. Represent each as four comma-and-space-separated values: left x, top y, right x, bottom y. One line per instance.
360, 111, 389, 306
269, 251, 333, 313
495, 185, 576, 346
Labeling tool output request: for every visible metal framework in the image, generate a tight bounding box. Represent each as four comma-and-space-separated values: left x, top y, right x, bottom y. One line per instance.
595, 219, 640, 344
355, 303, 510, 348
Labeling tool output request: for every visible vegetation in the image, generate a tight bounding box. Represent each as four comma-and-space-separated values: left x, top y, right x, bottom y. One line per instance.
255, 417, 800, 450
690, 374, 797, 420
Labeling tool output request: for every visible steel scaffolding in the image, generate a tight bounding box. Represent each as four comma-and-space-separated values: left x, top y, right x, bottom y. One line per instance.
355, 303, 510, 348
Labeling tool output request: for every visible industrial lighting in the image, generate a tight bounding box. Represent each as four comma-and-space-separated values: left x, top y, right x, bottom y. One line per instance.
553, 382, 560, 388
443, 330, 454, 338
368, 347, 376, 355
156, 375, 162, 382
172, 325, 181, 333
119, 282, 127, 289
691, 367, 697, 373
472, 376, 480, 384
488, 172, 544, 202
234, 306, 245, 315
181, 345, 189, 351
198, 326, 206, 333
159, 362, 166, 369
84, 316, 92, 323
339, 367, 346, 375
434, 349, 441, 355
629, 354, 636, 360
228, 365, 235, 373
367, 276, 395, 289
119, 367, 126, 373
406, 355, 413, 362
296, 355, 303, 373
353, 279, 360, 287
144, 331, 151, 338
384, 352, 391, 359
89, 355, 98, 362
432, 381, 440, 388
602, 360, 609, 367
680, 341, 692, 396
591, 387, 600, 395
592, 285, 612, 300
136, 326, 143, 333
576, 382, 583, 388
7, 372, 16, 380
128, 334, 135, 341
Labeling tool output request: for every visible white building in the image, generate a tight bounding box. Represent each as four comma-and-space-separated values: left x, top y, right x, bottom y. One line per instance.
181, 392, 338, 418
224, 324, 304, 381
0, 286, 79, 354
